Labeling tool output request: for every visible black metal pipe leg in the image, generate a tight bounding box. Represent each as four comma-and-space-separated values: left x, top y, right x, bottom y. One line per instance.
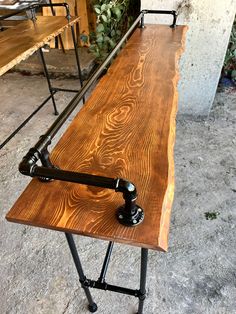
71, 25, 83, 88
70, 24, 86, 104
137, 248, 148, 314
98, 241, 114, 283
65, 233, 98, 313
38, 48, 59, 115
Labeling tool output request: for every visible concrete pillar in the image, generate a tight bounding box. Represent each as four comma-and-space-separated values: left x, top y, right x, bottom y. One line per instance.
141, 0, 236, 116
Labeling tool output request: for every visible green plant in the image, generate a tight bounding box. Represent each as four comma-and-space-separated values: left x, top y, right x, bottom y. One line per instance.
89, 0, 131, 61
224, 15, 236, 83
204, 212, 220, 220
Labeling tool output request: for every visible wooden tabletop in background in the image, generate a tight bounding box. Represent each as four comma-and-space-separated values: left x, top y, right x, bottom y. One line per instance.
6, 24, 187, 251
0, 16, 80, 76
0, 0, 18, 5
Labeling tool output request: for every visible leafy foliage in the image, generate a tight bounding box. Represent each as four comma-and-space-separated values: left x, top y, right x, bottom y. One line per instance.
89, 0, 131, 61
224, 16, 236, 83
204, 212, 220, 220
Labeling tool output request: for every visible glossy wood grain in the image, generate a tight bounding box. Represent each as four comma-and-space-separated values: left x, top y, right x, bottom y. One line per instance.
6, 24, 187, 251
0, 16, 80, 76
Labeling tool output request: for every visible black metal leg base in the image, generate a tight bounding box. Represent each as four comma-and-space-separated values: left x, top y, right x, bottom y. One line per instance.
88, 303, 98, 313
65, 233, 148, 314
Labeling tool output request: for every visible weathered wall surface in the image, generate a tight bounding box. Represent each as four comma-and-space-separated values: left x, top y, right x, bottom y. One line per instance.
141, 0, 236, 116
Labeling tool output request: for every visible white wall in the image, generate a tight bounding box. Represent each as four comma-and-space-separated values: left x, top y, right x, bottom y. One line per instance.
141, 0, 236, 116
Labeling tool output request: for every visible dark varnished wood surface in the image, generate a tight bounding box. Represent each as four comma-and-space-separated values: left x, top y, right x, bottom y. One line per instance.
0, 16, 80, 76
6, 25, 187, 251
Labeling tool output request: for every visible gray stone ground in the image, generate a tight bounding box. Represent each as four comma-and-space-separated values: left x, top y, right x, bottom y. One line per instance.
14, 49, 95, 79
0, 73, 236, 314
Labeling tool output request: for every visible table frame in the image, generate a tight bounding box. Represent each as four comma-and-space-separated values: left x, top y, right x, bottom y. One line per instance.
65, 233, 148, 313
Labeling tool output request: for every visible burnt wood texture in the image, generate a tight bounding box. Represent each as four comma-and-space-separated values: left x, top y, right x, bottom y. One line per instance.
0, 16, 80, 76
6, 24, 187, 251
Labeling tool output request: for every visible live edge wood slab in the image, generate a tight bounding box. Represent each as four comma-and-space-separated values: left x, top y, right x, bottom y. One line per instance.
6, 24, 187, 251
0, 16, 80, 76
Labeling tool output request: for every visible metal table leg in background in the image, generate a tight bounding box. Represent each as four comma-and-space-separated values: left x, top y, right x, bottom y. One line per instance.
70, 24, 86, 104
71, 24, 83, 89
48, 0, 66, 53
39, 47, 59, 115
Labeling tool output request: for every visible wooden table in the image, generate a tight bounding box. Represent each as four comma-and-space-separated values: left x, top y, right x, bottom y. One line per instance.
0, 16, 80, 76
7, 24, 187, 251
6, 18, 187, 313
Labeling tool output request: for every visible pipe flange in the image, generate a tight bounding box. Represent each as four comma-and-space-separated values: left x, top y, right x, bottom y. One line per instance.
116, 205, 144, 227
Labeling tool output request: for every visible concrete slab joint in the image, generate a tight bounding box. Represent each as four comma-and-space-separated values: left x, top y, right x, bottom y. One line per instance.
141, 0, 236, 116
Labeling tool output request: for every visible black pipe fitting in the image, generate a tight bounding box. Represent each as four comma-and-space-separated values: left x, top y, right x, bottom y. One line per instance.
115, 179, 144, 226
115, 179, 137, 201
141, 9, 177, 28
80, 277, 91, 288
19, 151, 144, 227
19, 148, 39, 176
19, 134, 53, 176
138, 291, 146, 301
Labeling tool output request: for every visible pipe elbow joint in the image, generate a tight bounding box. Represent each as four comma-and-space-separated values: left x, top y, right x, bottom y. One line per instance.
19, 148, 39, 176
115, 178, 144, 227
116, 178, 137, 202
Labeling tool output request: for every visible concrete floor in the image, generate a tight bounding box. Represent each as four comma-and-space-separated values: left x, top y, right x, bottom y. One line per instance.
0, 73, 236, 314
13, 49, 96, 79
